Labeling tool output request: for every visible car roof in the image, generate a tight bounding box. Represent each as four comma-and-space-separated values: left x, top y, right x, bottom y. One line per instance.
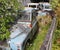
10, 23, 26, 39
27, 3, 39, 5
10, 23, 30, 44
24, 7, 35, 12
39, 2, 50, 6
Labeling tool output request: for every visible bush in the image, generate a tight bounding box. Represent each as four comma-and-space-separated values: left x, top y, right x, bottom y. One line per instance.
0, 0, 24, 41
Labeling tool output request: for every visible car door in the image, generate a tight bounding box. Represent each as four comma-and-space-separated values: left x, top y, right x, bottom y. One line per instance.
32, 10, 37, 35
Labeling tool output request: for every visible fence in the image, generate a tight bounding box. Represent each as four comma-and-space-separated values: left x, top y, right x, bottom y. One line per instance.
40, 16, 56, 50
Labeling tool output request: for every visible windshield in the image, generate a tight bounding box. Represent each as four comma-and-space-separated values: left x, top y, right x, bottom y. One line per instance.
29, 5, 36, 8
45, 5, 50, 9
19, 11, 30, 22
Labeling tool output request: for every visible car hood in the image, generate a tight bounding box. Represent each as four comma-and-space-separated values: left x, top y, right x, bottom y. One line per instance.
8, 33, 27, 50
9, 33, 27, 44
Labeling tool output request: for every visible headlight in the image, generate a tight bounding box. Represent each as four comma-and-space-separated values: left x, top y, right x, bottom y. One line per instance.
7, 39, 11, 44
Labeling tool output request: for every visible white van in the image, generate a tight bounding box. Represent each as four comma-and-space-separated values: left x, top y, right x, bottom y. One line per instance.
27, 3, 39, 10
8, 8, 38, 50
39, 2, 52, 11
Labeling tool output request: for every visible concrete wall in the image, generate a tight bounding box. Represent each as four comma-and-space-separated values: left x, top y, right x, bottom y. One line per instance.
17, 0, 50, 6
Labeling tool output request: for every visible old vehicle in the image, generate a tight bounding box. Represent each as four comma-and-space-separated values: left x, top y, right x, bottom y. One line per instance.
39, 2, 52, 11
38, 11, 47, 16
27, 3, 39, 10
8, 8, 38, 50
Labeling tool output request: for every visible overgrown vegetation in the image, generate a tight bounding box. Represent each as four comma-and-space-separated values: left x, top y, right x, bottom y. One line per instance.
26, 16, 52, 50
0, 0, 24, 41
51, 0, 60, 50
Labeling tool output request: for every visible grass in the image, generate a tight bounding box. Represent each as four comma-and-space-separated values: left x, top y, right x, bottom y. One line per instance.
52, 6, 60, 50
52, 30, 60, 50
52, 44, 60, 50
26, 18, 51, 50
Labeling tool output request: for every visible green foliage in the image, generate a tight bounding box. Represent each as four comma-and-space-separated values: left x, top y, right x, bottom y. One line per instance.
50, 0, 58, 8
51, 0, 60, 49
50, 0, 59, 9
0, 0, 24, 41
26, 17, 51, 50
53, 30, 60, 44
51, 0, 60, 30
57, 16, 60, 29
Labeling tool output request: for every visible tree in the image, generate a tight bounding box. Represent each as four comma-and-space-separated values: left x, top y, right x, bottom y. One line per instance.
0, 0, 24, 41
51, 0, 60, 47
51, 0, 60, 29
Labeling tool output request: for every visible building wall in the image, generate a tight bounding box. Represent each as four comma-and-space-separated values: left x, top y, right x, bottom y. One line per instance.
17, 0, 50, 6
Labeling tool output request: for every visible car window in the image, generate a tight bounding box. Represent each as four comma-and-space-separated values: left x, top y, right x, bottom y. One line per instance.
32, 11, 36, 24
45, 5, 50, 9
19, 11, 30, 21
39, 4, 43, 9
29, 5, 36, 8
